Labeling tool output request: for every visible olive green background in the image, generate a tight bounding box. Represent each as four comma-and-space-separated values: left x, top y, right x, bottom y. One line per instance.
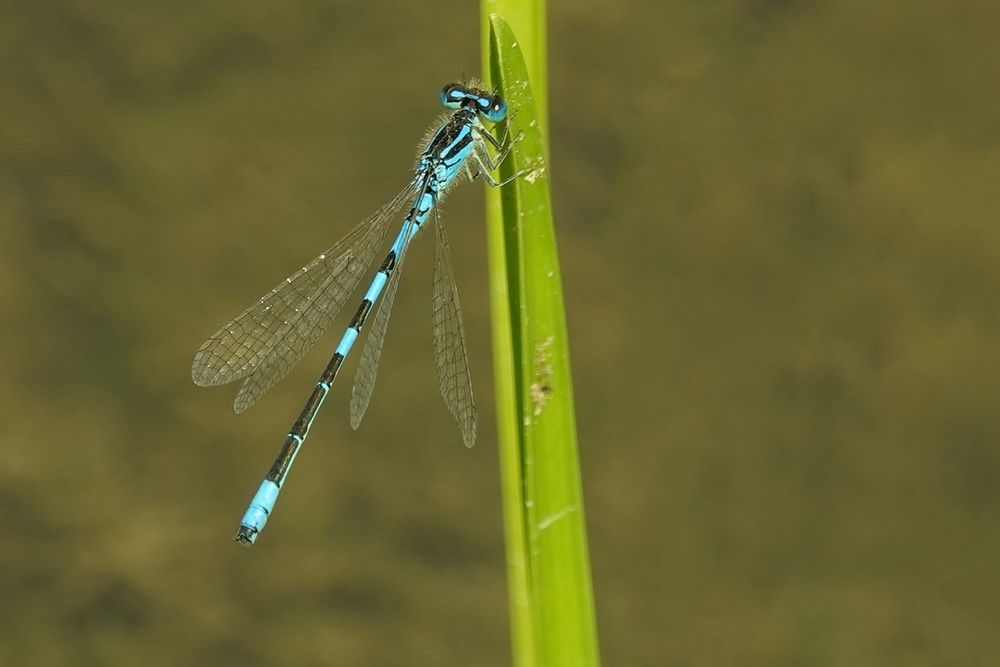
3, 1, 999, 665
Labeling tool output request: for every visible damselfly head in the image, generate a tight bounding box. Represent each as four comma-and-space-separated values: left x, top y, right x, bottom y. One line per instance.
440, 82, 507, 123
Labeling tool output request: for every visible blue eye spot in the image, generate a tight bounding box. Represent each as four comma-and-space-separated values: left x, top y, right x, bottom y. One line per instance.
440, 83, 465, 108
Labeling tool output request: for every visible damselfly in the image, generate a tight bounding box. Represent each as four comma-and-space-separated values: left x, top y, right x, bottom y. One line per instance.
192, 82, 523, 546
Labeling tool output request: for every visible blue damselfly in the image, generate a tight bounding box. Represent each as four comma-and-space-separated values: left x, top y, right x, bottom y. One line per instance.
192, 82, 522, 546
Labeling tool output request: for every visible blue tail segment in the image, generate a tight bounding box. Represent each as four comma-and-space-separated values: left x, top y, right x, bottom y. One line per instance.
236, 480, 280, 545
192, 82, 524, 546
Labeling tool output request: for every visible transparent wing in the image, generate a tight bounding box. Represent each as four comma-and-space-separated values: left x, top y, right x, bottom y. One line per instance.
431, 210, 477, 447
191, 182, 418, 414
349, 220, 417, 431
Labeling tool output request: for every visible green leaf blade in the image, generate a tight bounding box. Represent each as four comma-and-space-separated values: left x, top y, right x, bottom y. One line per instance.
482, 11, 601, 667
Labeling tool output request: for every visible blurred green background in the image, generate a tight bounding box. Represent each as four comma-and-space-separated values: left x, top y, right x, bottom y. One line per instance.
3, 1, 1000, 665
